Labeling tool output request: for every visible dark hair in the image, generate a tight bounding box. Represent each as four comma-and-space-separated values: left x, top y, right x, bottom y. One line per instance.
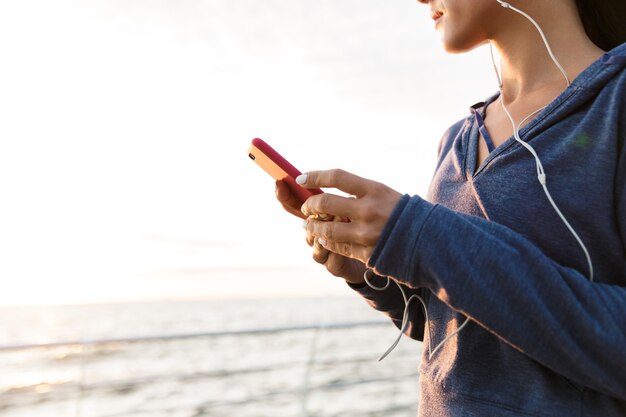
576, 0, 626, 51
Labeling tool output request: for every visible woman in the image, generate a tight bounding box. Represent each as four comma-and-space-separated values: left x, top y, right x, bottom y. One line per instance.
276, 0, 626, 415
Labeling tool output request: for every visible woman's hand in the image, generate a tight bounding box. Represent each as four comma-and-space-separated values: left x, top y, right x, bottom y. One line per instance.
298, 169, 403, 265
305, 219, 368, 285
275, 178, 367, 284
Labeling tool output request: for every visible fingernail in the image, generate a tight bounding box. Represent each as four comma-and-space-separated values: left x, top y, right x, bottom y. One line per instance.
318, 238, 327, 247
296, 174, 307, 185
301, 219, 308, 229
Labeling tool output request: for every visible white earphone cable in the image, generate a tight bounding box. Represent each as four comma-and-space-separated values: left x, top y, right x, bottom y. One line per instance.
495, 1, 571, 85
364, 269, 470, 361
493, 1, 594, 281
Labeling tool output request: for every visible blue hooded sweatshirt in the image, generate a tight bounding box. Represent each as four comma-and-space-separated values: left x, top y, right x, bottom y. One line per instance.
353, 42, 626, 416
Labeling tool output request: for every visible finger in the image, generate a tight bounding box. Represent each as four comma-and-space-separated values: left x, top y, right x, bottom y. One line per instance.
313, 213, 334, 221
318, 239, 370, 264
305, 217, 365, 245
323, 252, 348, 278
305, 232, 315, 247
312, 238, 330, 265
323, 253, 360, 280
296, 169, 372, 198
301, 193, 356, 220
306, 230, 330, 264
276, 180, 306, 219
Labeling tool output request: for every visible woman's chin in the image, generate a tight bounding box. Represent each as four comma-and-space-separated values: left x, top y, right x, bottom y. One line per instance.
441, 35, 485, 54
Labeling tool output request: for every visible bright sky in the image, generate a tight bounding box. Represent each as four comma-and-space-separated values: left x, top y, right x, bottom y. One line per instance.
0, 0, 495, 305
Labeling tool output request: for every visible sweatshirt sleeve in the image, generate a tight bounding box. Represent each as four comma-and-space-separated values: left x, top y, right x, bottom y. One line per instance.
367, 194, 626, 400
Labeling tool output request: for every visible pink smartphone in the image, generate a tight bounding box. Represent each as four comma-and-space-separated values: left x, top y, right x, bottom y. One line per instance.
248, 138, 323, 205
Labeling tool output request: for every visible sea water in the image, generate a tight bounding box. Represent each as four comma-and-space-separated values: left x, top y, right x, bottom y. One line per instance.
0, 298, 421, 417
